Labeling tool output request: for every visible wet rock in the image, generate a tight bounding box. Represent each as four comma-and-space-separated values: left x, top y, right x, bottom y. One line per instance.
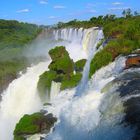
125, 56, 140, 69
14, 113, 57, 140
124, 97, 140, 140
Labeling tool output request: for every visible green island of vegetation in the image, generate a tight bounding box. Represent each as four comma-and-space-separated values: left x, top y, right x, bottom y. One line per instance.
37, 46, 86, 98
14, 113, 57, 140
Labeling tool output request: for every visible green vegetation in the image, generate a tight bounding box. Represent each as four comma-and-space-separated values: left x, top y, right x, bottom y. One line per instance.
38, 46, 86, 98
0, 59, 27, 92
37, 71, 57, 97
0, 19, 41, 50
89, 13, 140, 77
0, 19, 42, 92
48, 46, 74, 75
89, 50, 113, 78
96, 39, 105, 49
75, 59, 86, 72
14, 113, 57, 140
61, 73, 82, 90
56, 9, 140, 78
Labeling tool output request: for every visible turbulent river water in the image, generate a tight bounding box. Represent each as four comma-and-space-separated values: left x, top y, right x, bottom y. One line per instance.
0, 27, 139, 140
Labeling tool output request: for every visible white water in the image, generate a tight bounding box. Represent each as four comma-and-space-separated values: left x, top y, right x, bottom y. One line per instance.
45, 57, 134, 140
53, 27, 102, 61
0, 27, 101, 140
0, 61, 50, 140
50, 81, 61, 100
76, 29, 104, 95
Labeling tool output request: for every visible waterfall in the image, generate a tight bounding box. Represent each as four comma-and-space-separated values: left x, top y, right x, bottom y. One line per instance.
0, 61, 50, 140
53, 27, 102, 55
50, 81, 61, 101
0, 27, 105, 140
45, 56, 135, 140
75, 29, 104, 96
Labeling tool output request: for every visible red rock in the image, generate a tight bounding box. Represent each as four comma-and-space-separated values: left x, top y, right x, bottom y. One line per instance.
125, 56, 140, 69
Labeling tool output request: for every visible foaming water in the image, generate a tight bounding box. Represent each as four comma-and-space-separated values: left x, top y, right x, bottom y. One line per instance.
44, 57, 135, 140
0, 61, 50, 140
76, 29, 104, 95
0, 27, 100, 140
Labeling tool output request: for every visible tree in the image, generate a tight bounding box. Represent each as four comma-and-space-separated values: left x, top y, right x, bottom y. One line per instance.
122, 10, 126, 17
122, 9, 132, 18
126, 8, 132, 17
134, 11, 139, 16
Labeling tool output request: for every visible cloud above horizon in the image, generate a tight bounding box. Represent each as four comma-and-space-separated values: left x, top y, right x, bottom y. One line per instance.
40, 0, 48, 5
112, 2, 123, 6
48, 16, 57, 19
109, 7, 130, 11
16, 9, 30, 13
54, 5, 66, 9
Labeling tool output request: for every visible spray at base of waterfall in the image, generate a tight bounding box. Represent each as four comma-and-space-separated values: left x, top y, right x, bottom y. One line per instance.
44, 56, 135, 140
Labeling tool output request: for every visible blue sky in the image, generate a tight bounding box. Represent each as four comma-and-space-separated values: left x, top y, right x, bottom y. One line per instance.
0, 0, 139, 25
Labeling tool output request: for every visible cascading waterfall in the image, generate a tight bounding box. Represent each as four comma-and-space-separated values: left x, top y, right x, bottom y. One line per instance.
45, 56, 135, 140
0, 27, 101, 140
76, 29, 104, 96
0, 61, 50, 140
50, 81, 61, 100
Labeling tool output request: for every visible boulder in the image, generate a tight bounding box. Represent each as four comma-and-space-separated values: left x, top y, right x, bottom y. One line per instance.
14, 113, 57, 140
125, 55, 140, 69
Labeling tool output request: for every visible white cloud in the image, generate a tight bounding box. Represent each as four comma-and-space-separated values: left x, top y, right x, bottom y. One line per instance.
88, 10, 96, 13
112, 2, 123, 5
40, 0, 48, 4
48, 16, 57, 19
17, 9, 30, 13
54, 5, 66, 9
109, 7, 130, 11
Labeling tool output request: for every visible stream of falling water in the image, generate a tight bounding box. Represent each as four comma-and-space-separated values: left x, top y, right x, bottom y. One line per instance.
0, 61, 50, 140
0, 27, 104, 140
45, 57, 135, 140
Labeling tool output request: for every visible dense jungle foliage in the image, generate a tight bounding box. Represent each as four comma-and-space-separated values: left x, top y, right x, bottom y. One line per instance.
0, 19, 42, 92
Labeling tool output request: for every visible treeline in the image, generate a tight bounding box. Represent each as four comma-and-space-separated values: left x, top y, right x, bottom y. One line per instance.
56, 9, 139, 30
0, 19, 42, 50
55, 9, 140, 77
0, 19, 42, 93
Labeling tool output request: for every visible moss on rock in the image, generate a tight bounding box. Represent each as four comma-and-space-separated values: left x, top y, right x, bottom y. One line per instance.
75, 59, 86, 72
61, 73, 82, 90
14, 113, 57, 140
48, 56, 74, 75
37, 70, 57, 97
49, 46, 69, 61
37, 46, 85, 98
